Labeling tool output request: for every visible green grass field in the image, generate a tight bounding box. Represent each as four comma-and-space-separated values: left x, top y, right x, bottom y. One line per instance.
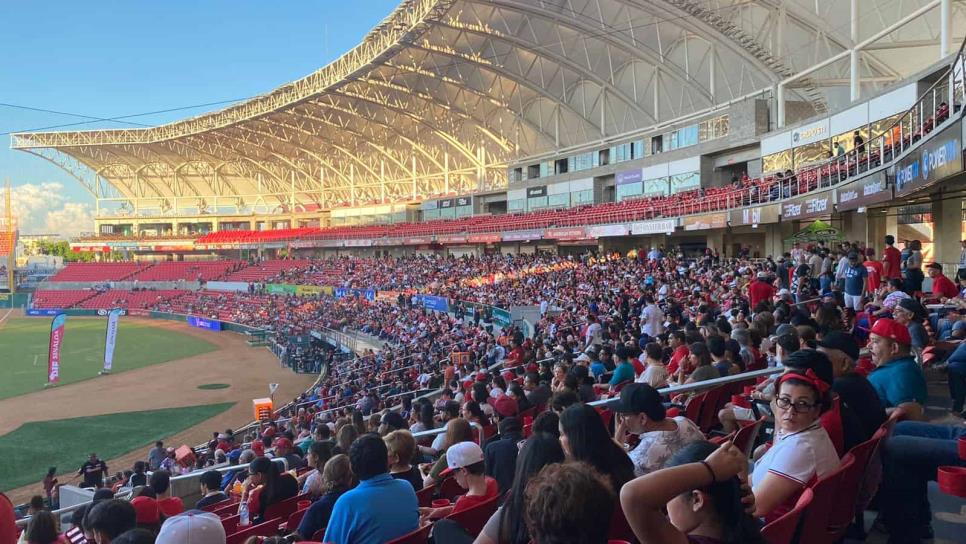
0, 403, 234, 492
0, 317, 217, 401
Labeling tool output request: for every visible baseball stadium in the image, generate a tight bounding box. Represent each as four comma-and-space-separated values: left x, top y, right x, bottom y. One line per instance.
3, 1, 966, 543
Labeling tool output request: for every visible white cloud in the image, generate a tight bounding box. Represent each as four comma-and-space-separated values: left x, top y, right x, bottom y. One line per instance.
10, 182, 95, 236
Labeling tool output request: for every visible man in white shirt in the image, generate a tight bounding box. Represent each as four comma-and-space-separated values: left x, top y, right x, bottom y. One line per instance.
640, 296, 664, 340
584, 315, 602, 348
613, 383, 705, 476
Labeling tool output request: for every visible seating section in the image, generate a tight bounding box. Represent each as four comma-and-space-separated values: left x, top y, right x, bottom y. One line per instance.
222, 259, 314, 282
76, 290, 187, 310
31, 290, 97, 309
127, 261, 245, 282
49, 262, 147, 282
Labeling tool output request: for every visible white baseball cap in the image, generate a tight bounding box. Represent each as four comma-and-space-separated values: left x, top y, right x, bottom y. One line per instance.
446, 441, 484, 470
156, 511, 226, 544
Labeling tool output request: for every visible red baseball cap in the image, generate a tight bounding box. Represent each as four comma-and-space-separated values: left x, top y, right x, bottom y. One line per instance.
501, 370, 515, 382
492, 394, 519, 417
274, 437, 293, 450
476, 372, 488, 382
251, 440, 265, 456
131, 496, 160, 524
870, 318, 911, 346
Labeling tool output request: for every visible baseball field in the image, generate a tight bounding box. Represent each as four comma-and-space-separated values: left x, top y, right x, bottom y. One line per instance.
0, 313, 316, 502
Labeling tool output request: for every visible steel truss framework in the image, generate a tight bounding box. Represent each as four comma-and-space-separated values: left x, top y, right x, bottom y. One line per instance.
11, 0, 966, 215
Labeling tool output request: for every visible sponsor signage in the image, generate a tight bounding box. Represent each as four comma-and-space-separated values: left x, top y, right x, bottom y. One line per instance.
266, 284, 297, 295
47, 313, 67, 383
587, 224, 629, 238
456, 197, 472, 207
187, 315, 223, 331
27, 308, 63, 316
420, 295, 450, 313
96, 308, 127, 317
631, 219, 676, 235
729, 205, 780, 226
527, 186, 548, 198
206, 281, 250, 292
295, 285, 324, 296
502, 229, 543, 242
438, 234, 469, 244
102, 309, 122, 373
781, 194, 833, 220
835, 172, 892, 211
544, 227, 589, 240
439, 198, 455, 209
344, 239, 372, 247
894, 122, 963, 196
643, 179, 670, 196
127, 309, 150, 317
467, 233, 501, 244
493, 307, 512, 327
791, 118, 829, 146
335, 288, 376, 301
683, 213, 727, 231
405, 237, 432, 245
616, 169, 643, 186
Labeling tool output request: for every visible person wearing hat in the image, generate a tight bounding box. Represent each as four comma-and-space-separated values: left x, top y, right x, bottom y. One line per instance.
273, 437, 305, 470
926, 262, 958, 301
441, 442, 497, 516
893, 298, 929, 350
749, 271, 776, 309
155, 510, 226, 544
130, 495, 162, 535
867, 318, 927, 420
613, 383, 704, 477
817, 331, 887, 443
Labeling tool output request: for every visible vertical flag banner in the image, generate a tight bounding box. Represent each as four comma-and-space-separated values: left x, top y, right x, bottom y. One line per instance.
102, 309, 122, 373
47, 313, 67, 384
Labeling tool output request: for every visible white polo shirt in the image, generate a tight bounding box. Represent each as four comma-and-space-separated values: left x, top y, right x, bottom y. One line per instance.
752, 422, 840, 487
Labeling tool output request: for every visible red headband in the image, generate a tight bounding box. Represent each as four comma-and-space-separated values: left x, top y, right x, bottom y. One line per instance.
779, 369, 830, 395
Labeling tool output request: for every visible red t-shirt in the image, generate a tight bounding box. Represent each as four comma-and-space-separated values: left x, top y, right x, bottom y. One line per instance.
668, 346, 690, 375
631, 357, 645, 376
883, 246, 902, 280
158, 496, 184, 517
748, 280, 776, 309
932, 274, 959, 299
452, 477, 498, 514
863, 260, 883, 293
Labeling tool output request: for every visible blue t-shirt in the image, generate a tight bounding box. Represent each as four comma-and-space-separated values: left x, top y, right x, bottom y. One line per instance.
609, 362, 635, 386
323, 474, 418, 544
868, 356, 927, 408
590, 361, 606, 379
843, 264, 868, 296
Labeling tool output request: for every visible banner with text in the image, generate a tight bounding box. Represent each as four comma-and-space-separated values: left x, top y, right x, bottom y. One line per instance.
47, 313, 67, 384
102, 309, 122, 373
187, 315, 223, 331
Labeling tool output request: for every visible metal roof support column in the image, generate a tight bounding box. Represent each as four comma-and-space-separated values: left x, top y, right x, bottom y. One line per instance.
290, 171, 296, 226
381, 161, 386, 204
654, 69, 660, 122
444, 153, 450, 194
776, 83, 786, 128
412, 154, 417, 199
600, 89, 607, 138
850, 0, 860, 102
350, 164, 356, 207
941, 0, 952, 57
319, 169, 326, 210
709, 45, 716, 103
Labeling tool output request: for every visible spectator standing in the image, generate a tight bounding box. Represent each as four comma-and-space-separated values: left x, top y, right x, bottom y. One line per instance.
41, 467, 58, 509
323, 435, 418, 544
147, 442, 165, 471
882, 235, 902, 281
78, 454, 107, 489
748, 272, 776, 309
842, 251, 868, 311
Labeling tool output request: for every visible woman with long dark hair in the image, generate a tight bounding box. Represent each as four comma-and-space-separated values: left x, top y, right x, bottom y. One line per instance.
558, 404, 634, 489
621, 441, 764, 544
245, 456, 298, 523
23, 510, 60, 544
473, 434, 566, 544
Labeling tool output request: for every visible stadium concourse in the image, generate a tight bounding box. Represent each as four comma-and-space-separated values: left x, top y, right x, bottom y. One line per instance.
5, 247, 966, 544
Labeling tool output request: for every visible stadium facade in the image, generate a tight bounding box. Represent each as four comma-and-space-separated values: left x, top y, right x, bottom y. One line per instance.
9, 0, 966, 269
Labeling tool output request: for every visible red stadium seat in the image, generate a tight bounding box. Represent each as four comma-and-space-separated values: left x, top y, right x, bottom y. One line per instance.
761, 487, 813, 544
444, 492, 502, 536
796, 455, 852, 544
386, 522, 432, 544
225, 517, 281, 544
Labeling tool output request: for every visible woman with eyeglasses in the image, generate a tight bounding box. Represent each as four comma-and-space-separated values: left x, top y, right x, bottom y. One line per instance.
750, 364, 840, 521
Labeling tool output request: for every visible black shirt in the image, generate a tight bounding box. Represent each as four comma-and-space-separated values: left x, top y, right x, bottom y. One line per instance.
391, 466, 424, 491
195, 491, 228, 510
484, 431, 523, 494
129, 473, 147, 488
833, 372, 887, 443
79, 460, 107, 488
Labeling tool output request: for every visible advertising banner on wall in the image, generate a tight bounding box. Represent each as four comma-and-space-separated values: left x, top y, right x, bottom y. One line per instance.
729, 205, 780, 226
47, 313, 67, 384
492, 307, 512, 327
526, 186, 548, 198
187, 316, 223, 331
456, 196, 472, 207
438, 235, 469, 244
295, 285, 324, 296
344, 239, 372, 247
835, 172, 892, 211
630, 219, 676, 235
420, 295, 450, 313
27, 308, 63, 317
544, 227, 589, 240
467, 234, 502, 244
206, 281, 250, 292
502, 229, 543, 242
266, 284, 297, 295
616, 169, 643, 185
894, 121, 963, 196
781, 193, 833, 221
587, 224, 629, 238
683, 213, 727, 231
643, 179, 670, 196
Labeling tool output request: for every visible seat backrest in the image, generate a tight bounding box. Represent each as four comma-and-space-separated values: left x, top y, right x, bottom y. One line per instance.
221, 513, 241, 535
386, 522, 433, 544
415, 483, 437, 507
225, 517, 281, 544
827, 453, 864, 539
201, 497, 232, 512
732, 417, 765, 459
697, 386, 726, 433
761, 487, 813, 544
445, 492, 502, 536
439, 475, 465, 501
263, 493, 303, 521
285, 507, 309, 534
796, 457, 851, 544
684, 392, 706, 423
855, 427, 889, 512
607, 500, 636, 543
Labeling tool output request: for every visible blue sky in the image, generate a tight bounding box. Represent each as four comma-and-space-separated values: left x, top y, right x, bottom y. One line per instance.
0, 0, 400, 233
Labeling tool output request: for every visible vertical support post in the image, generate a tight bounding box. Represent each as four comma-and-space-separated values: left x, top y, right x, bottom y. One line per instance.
850, 0, 860, 101
444, 152, 450, 194
554, 105, 560, 148
350, 164, 356, 207
776, 83, 786, 128
653, 68, 660, 122
941, 0, 952, 57
709, 45, 716, 103
380, 160, 386, 204
412, 154, 417, 199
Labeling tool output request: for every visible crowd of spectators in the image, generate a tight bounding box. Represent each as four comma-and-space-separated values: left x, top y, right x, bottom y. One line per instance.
9, 235, 966, 544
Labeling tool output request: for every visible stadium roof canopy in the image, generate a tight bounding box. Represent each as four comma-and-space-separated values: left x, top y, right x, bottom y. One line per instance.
12, 0, 966, 214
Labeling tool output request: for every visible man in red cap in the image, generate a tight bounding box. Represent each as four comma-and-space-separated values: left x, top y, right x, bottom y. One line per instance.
867, 318, 927, 420
274, 437, 306, 470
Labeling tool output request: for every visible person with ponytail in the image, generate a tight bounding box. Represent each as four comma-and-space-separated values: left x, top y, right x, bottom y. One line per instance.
244, 457, 298, 524
620, 441, 764, 544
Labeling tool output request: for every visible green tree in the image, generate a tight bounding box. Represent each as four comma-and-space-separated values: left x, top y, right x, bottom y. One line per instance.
37, 240, 95, 262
